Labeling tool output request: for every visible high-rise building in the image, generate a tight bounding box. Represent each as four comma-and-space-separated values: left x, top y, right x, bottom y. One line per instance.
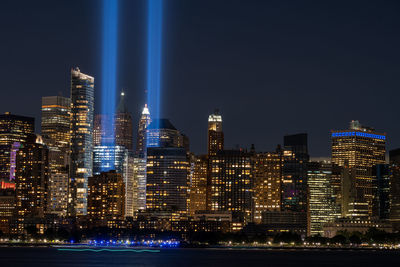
146, 147, 190, 215
135, 104, 151, 157
208, 110, 224, 156
373, 164, 390, 220
147, 119, 186, 148
93, 145, 128, 176
307, 161, 336, 236
41, 96, 71, 216
281, 133, 309, 213
14, 134, 49, 234
253, 150, 282, 223
69, 67, 94, 216
389, 149, 400, 229
189, 155, 208, 216
331, 120, 386, 217
209, 150, 253, 223
115, 91, 133, 151
0, 112, 35, 188
130, 156, 147, 213
88, 170, 125, 228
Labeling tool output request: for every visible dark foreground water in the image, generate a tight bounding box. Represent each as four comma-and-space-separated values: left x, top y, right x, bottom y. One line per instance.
0, 247, 399, 266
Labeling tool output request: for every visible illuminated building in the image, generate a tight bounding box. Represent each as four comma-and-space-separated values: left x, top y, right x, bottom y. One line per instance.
307, 161, 336, 236
130, 156, 147, 213
331, 120, 386, 217
281, 133, 309, 213
93, 114, 104, 146
88, 171, 125, 228
41, 96, 71, 216
389, 149, 400, 230
135, 104, 151, 157
189, 155, 208, 216
14, 134, 49, 234
0, 112, 34, 187
209, 150, 253, 223
147, 119, 186, 149
0, 189, 14, 234
115, 91, 133, 151
146, 147, 190, 215
323, 217, 392, 238
69, 67, 95, 215
261, 211, 307, 235
253, 150, 282, 223
208, 110, 224, 156
93, 145, 128, 176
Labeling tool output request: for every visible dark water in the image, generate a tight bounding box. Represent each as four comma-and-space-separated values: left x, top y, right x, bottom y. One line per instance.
0, 247, 399, 266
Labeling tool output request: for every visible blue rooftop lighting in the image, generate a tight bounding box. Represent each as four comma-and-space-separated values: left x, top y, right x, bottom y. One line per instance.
146, 0, 163, 134
331, 131, 386, 140
101, 0, 119, 171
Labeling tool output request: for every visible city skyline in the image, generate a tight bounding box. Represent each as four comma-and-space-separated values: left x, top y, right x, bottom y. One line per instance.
1, 0, 400, 157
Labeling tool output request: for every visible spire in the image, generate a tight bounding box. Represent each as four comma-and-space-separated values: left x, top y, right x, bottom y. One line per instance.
117, 90, 128, 113
142, 104, 150, 116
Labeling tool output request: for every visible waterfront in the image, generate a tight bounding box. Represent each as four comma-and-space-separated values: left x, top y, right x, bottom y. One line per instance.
0, 247, 399, 266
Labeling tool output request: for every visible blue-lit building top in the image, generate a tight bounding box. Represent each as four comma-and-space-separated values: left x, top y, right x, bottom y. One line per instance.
331, 131, 386, 140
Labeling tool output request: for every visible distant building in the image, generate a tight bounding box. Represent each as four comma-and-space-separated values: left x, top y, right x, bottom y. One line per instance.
331, 120, 386, 217
88, 171, 125, 228
373, 164, 390, 220
69, 67, 94, 216
208, 110, 224, 156
261, 211, 307, 236
147, 119, 187, 149
281, 133, 309, 213
0, 112, 35, 188
323, 217, 392, 238
0, 189, 14, 234
189, 155, 208, 216
130, 157, 147, 213
307, 161, 336, 236
253, 150, 282, 223
209, 149, 253, 223
389, 149, 400, 230
14, 134, 49, 234
93, 145, 128, 176
115, 91, 133, 151
135, 104, 151, 157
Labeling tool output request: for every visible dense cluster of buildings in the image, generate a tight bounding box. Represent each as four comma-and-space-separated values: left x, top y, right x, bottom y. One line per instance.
0, 67, 399, 240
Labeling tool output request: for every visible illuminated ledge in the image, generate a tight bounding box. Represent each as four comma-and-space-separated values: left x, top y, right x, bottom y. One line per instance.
57, 248, 160, 253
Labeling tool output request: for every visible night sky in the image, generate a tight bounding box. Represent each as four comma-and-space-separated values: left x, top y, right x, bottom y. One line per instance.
1, 0, 400, 157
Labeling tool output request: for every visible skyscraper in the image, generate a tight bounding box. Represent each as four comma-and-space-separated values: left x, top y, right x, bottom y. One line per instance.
208, 110, 224, 156
307, 161, 336, 236
115, 91, 133, 151
281, 133, 309, 213
253, 150, 282, 223
41, 96, 71, 216
209, 150, 253, 223
69, 67, 94, 216
331, 120, 386, 217
0, 113, 35, 189
135, 104, 151, 157
189, 155, 208, 216
389, 149, 400, 230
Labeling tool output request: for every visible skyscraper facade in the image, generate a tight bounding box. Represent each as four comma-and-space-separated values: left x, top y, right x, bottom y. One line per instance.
208, 110, 224, 156
281, 133, 309, 213
209, 150, 253, 223
115, 91, 133, 151
331, 120, 386, 217
389, 149, 400, 230
69, 67, 94, 215
135, 104, 151, 157
253, 151, 282, 223
189, 155, 208, 216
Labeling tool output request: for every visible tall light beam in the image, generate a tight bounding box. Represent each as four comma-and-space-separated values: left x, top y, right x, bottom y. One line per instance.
146, 0, 163, 136
101, 0, 119, 171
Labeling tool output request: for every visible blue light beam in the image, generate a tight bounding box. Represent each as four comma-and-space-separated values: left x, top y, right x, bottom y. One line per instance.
101, 0, 119, 171
146, 0, 163, 131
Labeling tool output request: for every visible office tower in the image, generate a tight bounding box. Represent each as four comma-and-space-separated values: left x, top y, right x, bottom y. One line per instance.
93, 145, 128, 176
145, 119, 190, 215
69, 67, 95, 215
331, 120, 386, 217
115, 91, 133, 151
0, 189, 14, 235
189, 155, 208, 216
93, 114, 103, 147
373, 164, 390, 220
307, 161, 336, 236
0, 112, 34, 188
146, 147, 190, 215
253, 151, 282, 223
131, 156, 147, 212
281, 133, 309, 212
208, 110, 224, 156
389, 149, 400, 229
88, 171, 125, 227
209, 150, 253, 223
14, 134, 49, 233
135, 104, 151, 157
41, 96, 71, 216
